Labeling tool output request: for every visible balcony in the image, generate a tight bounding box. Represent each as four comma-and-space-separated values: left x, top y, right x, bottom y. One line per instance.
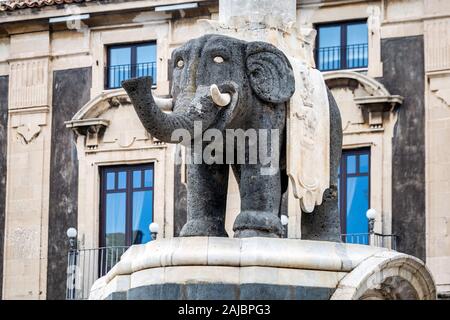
105, 62, 156, 90
341, 233, 398, 250
316, 43, 368, 72
66, 246, 129, 300
66, 232, 398, 300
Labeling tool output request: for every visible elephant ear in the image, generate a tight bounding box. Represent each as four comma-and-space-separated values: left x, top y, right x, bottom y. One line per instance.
246, 41, 295, 104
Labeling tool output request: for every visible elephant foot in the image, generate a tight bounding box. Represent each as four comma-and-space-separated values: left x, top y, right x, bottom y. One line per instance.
233, 229, 279, 238
180, 218, 228, 237
232, 211, 282, 238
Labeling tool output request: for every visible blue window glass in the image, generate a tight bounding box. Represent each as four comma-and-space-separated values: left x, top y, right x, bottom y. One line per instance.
133, 171, 142, 189
144, 170, 153, 188
136, 44, 157, 80
101, 164, 155, 250
132, 190, 153, 244
347, 155, 357, 174
318, 25, 341, 70
106, 172, 115, 190
107, 42, 157, 89
105, 193, 126, 247
360, 154, 369, 174
118, 171, 127, 189
316, 21, 368, 71
346, 176, 369, 234
339, 149, 370, 244
347, 23, 368, 68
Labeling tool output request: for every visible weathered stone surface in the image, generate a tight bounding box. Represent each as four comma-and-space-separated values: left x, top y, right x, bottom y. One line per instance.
122, 34, 295, 238
301, 89, 342, 242
90, 237, 435, 300
219, 0, 297, 28
47, 67, 92, 300
173, 145, 187, 237
379, 36, 426, 261
0, 75, 8, 298
117, 283, 333, 300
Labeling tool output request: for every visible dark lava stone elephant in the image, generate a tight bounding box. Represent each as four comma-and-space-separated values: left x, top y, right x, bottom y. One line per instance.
122, 34, 342, 239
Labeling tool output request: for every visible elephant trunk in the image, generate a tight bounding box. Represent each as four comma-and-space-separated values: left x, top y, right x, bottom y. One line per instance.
122, 76, 228, 143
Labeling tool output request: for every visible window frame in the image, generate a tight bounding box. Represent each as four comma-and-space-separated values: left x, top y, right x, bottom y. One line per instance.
339, 147, 371, 235
105, 40, 157, 89
99, 163, 155, 248
315, 19, 368, 71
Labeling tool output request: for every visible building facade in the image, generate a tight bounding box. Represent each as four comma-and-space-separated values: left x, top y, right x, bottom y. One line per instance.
0, 0, 449, 299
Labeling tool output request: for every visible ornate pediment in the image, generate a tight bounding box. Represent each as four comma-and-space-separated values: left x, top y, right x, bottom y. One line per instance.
65, 89, 166, 151
324, 71, 403, 132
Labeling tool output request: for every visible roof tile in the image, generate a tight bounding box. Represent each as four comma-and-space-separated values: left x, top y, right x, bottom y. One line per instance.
0, 0, 92, 12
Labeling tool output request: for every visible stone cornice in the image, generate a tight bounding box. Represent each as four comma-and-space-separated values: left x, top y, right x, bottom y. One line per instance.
0, 0, 212, 24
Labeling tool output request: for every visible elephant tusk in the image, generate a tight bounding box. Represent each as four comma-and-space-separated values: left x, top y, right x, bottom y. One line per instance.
153, 97, 173, 112
210, 84, 231, 107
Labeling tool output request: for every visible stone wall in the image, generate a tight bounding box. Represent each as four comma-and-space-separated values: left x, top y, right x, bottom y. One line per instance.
380, 36, 426, 261
46, 67, 92, 300
173, 146, 187, 237
0, 75, 8, 298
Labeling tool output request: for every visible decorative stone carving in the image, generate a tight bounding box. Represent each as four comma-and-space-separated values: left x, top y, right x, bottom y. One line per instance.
16, 123, 41, 144
429, 75, 450, 107
65, 119, 109, 150
287, 61, 330, 213
324, 71, 403, 131
88, 237, 436, 300
66, 89, 160, 151
425, 18, 450, 72
10, 106, 49, 144
196, 4, 334, 226
9, 58, 49, 109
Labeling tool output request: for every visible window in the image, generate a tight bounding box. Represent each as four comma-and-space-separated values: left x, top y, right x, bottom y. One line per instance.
338, 148, 370, 244
316, 21, 368, 71
100, 164, 155, 248
106, 42, 157, 89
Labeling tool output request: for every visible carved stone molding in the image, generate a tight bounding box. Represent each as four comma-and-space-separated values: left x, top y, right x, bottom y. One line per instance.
324, 71, 403, 131
9, 106, 49, 144
8, 58, 49, 109
67, 89, 166, 151
65, 118, 110, 150
425, 18, 450, 73
429, 73, 450, 107
354, 95, 404, 129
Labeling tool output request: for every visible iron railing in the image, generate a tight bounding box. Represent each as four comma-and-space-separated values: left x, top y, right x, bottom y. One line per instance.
316, 43, 368, 71
341, 233, 398, 250
65, 232, 397, 300
66, 246, 129, 300
105, 62, 156, 89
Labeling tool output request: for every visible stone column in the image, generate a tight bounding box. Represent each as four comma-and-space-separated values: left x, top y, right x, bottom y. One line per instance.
2, 30, 52, 299
219, 0, 296, 27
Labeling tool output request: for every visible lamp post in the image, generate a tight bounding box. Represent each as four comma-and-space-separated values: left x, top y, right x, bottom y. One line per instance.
281, 215, 289, 238
366, 208, 377, 246
149, 222, 159, 240
66, 227, 78, 299
67, 227, 78, 250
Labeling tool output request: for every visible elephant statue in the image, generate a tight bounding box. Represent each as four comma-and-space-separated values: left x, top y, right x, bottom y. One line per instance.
122, 34, 342, 239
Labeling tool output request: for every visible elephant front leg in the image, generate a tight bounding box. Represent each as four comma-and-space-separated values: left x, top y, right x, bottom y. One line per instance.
180, 160, 230, 237
233, 164, 283, 238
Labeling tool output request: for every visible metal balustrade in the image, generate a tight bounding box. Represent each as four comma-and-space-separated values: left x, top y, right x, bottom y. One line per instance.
316, 43, 368, 71
65, 231, 396, 300
66, 246, 129, 300
105, 62, 156, 89
340, 233, 398, 250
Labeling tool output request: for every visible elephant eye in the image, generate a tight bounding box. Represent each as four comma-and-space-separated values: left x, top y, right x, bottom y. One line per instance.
176, 59, 184, 69
213, 56, 224, 64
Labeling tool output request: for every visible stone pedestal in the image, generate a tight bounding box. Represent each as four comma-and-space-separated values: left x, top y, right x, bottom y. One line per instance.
89, 237, 436, 300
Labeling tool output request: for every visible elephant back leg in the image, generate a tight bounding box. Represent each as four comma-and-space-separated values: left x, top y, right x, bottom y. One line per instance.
301, 88, 342, 242
180, 156, 230, 237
